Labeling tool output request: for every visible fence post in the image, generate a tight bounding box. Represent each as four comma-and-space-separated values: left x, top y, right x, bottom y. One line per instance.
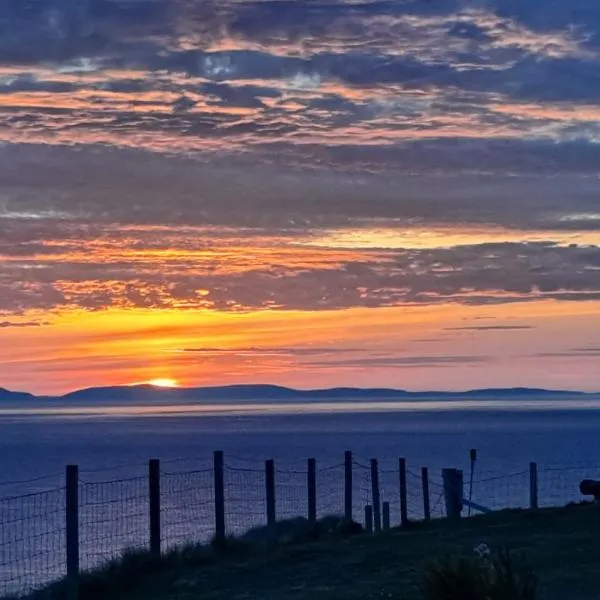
370, 459, 381, 533
399, 458, 408, 526
442, 468, 463, 519
344, 450, 353, 522
265, 459, 276, 529
421, 467, 431, 521
149, 459, 161, 557
65, 464, 79, 598
364, 505, 373, 533
307, 458, 317, 523
214, 451, 226, 542
382, 501, 390, 531
529, 462, 538, 510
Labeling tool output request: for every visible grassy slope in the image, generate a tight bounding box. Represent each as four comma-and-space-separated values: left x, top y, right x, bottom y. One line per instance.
34, 505, 600, 600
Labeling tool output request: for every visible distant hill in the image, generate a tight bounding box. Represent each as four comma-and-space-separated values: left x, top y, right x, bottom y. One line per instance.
0, 384, 590, 403
0, 387, 37, 402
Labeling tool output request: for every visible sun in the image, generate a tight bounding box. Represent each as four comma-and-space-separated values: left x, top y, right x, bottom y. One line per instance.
147, 378, 179, 388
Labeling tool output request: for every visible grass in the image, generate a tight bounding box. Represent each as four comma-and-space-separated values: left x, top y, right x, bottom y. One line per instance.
17, 504, 600, 600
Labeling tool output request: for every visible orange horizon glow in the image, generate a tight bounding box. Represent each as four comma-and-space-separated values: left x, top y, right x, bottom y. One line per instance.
1, 300, 599, 395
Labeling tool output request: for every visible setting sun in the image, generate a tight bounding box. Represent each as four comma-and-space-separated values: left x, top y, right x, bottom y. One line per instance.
147, 378, 179, 388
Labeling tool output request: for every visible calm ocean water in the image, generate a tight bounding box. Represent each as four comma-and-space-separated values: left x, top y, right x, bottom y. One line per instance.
3, 395, 600, 495
2, 395, 600, 595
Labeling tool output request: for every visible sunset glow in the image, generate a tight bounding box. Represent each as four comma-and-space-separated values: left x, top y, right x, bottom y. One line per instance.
0, 1, 599, 396
146, 379, 180, 389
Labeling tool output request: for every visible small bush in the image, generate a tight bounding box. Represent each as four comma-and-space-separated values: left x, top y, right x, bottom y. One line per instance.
421, 546, 538, 600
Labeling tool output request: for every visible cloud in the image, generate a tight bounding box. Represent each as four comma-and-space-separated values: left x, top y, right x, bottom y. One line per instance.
304, 355, 490, 369
536, 349, 600, 358
1, 221, 599, 313
443, 325, 535, 331
0, 320, 48, 328
1, 0, 600, 164
180, 347, 364, 356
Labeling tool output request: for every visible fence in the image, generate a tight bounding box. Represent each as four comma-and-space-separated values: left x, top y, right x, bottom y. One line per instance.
1, 451, 598, 598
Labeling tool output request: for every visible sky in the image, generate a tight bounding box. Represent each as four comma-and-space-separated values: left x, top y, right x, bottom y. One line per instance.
0, 0, 599, 395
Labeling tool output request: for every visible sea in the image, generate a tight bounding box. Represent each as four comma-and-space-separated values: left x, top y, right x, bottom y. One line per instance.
2, 394, 600, 595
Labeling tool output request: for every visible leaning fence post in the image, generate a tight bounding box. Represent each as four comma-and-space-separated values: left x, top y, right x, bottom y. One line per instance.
442, 468, 463, 519
399, 458, 408, 526
265, 459, 276, 529
344, 450, 353, 522
214, 451, 226, 542
530, 462, 538, 510
364, 505, 373, 533
421, 467, 431, 521
307, 458, 317, 523
382, 501, 390, 531
149, 459, 161, 557
65, 464, 79, 597
370, 459, 381, 532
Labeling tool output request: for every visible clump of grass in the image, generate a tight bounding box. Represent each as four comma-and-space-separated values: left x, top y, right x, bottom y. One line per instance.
241, 515, 363, 545
421, 546, 538, 600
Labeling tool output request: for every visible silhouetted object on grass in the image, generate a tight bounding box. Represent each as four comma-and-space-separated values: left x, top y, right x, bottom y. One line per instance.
580, 479, 600, 502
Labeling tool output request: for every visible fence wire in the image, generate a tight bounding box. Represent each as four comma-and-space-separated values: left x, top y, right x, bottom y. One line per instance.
162, 468, 214, 550
2, 457, 600, 598
0, 488, 65, 598
80, 476, 148, 571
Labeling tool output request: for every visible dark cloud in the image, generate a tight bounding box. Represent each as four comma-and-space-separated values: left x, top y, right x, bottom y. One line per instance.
443, 325, 535, 331
305, 355, 490, 368
180, 347, 364, 355
536, 350, 600, 358
2, 144, 600, 234
0, 320, 48, 328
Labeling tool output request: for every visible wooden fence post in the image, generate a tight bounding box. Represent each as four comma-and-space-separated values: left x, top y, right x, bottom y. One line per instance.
65, 464, 79, 598
149, 459, 161, 557
530, 462, 538, 510
442, 468, 463, 519
382, 501, 390, 531
344, 450, 353, 522
370, 459, 381, 533
399, 458, 408, 526
364, 505, 373, 533
421, 467, 431, 521
214, 451, 226, 542
265, 459, 276, 529
307, 458, 317, 523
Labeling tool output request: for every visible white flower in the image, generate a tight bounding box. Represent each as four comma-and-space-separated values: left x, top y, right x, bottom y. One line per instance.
474, 543, 491, 558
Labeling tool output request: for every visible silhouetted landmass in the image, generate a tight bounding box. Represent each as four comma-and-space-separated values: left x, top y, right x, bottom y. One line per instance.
0, 384, 590, 403
0, 387, 37, 402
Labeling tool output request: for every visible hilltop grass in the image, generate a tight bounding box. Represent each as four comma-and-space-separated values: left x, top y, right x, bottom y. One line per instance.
18, 504, 600, 600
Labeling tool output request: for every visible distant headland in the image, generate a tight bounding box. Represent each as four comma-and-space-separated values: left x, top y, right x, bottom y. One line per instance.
0, 384, 592, 404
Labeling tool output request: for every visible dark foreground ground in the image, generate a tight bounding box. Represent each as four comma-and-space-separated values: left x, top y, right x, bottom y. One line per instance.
22, 504, 600, 600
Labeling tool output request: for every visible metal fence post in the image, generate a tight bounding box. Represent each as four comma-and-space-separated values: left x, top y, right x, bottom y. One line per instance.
344, 450, 353, 522
421, 467, 431, 521
214, 451, 226, 542
265, 459, 276, 529
65, 464, 79, 597
399, 458, 408, 526
307, 458, 317, 523
530, 462, 539, 510
370, 459, 381, 532
149, 459, 161, 557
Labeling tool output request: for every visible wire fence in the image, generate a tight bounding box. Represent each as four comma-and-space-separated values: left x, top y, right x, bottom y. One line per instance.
1, 453, 599, 598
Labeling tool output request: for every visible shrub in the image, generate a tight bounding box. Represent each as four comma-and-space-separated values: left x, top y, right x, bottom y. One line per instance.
421, 546, 538, 600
